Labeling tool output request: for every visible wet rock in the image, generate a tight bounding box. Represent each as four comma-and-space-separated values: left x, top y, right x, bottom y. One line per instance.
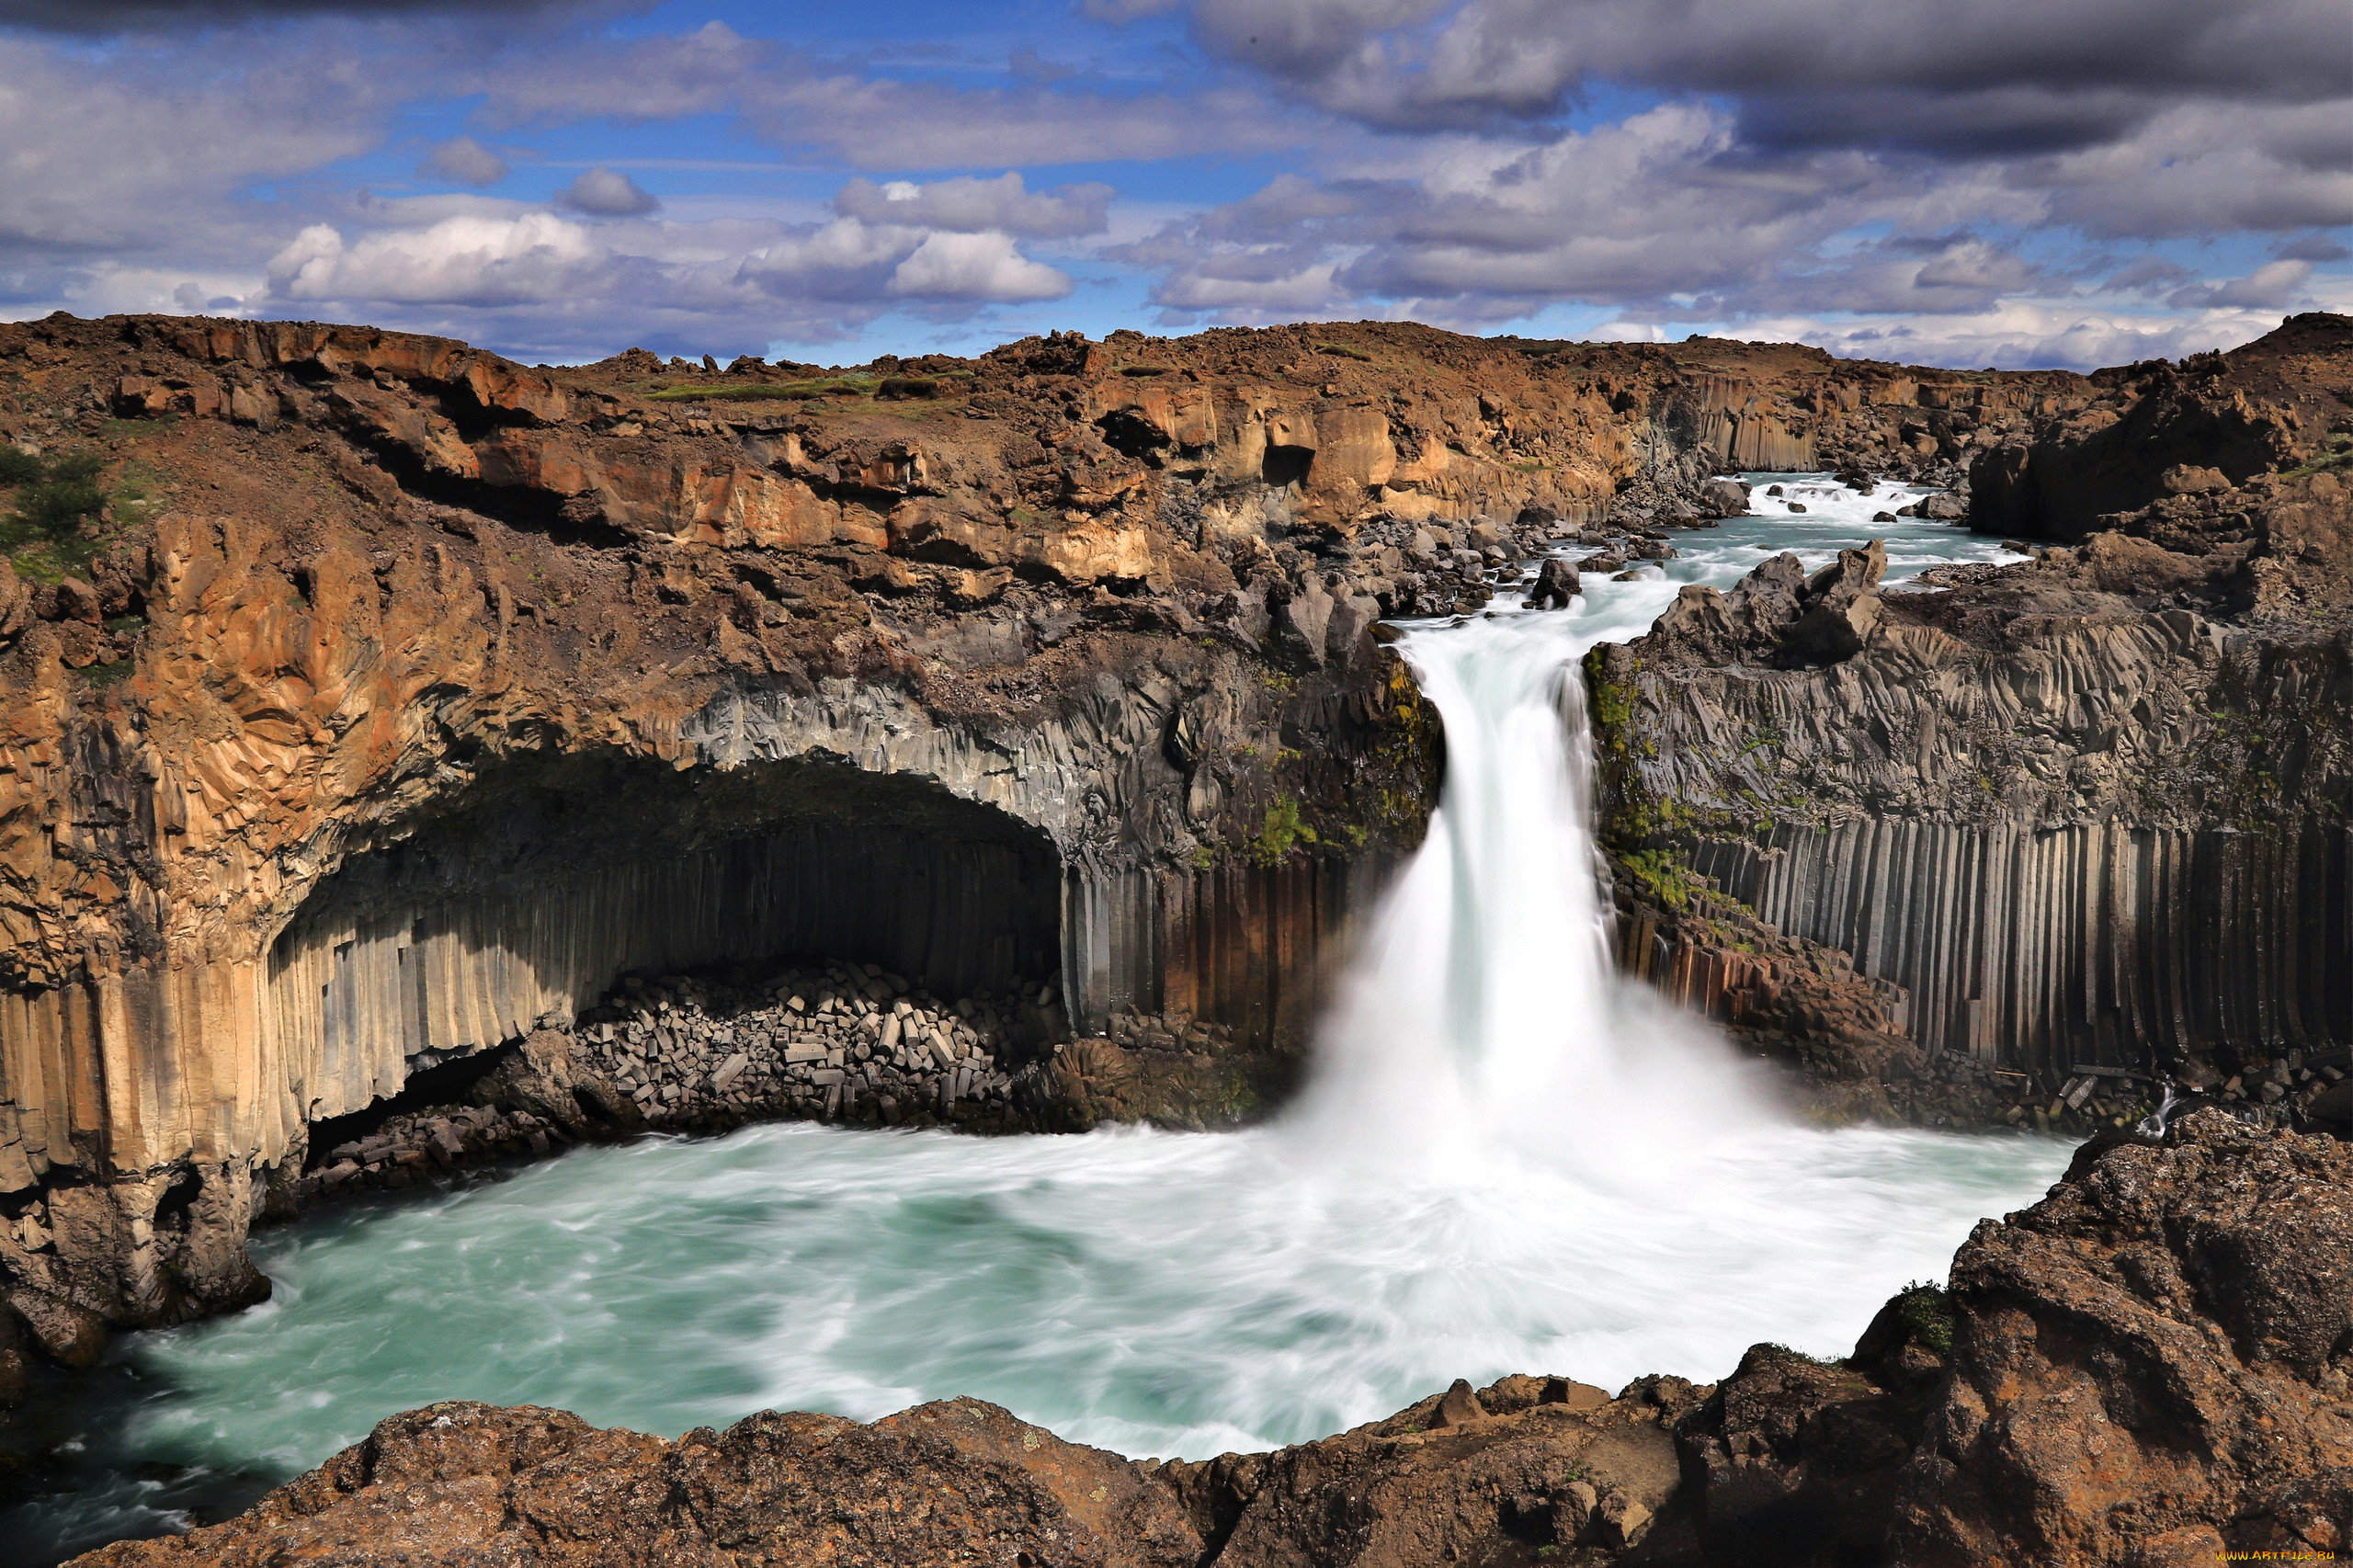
5, 1285, 108, 1370
1525, 556, 1580, 609
1892, 1110, 2353, 1563
1699, 477, 1752, 517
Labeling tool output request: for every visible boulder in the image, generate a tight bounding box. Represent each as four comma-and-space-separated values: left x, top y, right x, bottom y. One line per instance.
1525, 556, 1580, 609
6, 1285, 108, 1370
1891, 1110, 2353, 1563
1782, 540, 1887, 663
1699, 478, 1753, 517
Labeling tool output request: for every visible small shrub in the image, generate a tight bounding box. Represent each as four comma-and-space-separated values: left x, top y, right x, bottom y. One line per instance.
1621, 847, 1697, 911
2, 448, 121, 578
1892, 1281, 1956, 1355
0, 445, 43, 486
2281, 433, 2353, 480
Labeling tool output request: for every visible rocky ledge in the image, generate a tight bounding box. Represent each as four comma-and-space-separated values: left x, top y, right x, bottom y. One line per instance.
59, 1110, 2353, 1568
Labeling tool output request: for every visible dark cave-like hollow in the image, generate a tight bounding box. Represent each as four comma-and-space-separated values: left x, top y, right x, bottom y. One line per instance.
265, 751, 1065, 1120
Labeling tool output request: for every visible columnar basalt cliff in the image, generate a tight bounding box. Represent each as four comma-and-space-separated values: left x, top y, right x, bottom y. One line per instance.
1594, 314, 2353, 1125
63, 1111, 2353, 1568
0, 312, 2087, 1362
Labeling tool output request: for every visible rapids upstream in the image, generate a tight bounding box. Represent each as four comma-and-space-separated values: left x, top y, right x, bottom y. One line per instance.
2, 478, 2074, 1566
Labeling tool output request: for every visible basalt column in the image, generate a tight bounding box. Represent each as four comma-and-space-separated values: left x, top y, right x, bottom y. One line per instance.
265, 751, 1066, 1116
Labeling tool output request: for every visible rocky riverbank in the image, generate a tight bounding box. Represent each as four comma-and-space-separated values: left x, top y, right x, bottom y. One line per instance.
60, 1109, 2353, 1568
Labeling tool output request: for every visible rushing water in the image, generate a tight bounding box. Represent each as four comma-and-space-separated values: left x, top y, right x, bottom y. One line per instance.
3, 477, 2070, 1566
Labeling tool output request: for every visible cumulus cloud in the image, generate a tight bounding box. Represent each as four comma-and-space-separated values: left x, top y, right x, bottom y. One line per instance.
834, 173, 1112, 239
268, 212, 609, 305
2279, 234, 2352, 263
886, 231, 1072, 301
250, 202, 1075, 357
554, 166, 659, 215
2167, 259, 2315, 310
1086, 4, 2347, 362
420, 134, 509, 187
1, 0, 2339, 370
1122, 104, 1881, 320
1699, 296, 2323, 371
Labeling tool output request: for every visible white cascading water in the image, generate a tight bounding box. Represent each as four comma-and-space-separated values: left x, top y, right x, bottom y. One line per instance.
1295, 611, 1779, 1175
6, 479, 2075, 1566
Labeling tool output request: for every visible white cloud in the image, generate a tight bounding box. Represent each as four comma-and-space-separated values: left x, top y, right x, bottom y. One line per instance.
886, 231, 1072, 301
1670, 296, 2316, 370
834, 172, 1112, 239
267, 213, 608, 305
2168, 258, 2315, 310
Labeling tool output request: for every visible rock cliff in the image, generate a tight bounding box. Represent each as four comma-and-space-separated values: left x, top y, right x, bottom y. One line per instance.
62, 1111, 2353, 1567
1594, 314, 2353, 1130
0, 311, 2087, 1364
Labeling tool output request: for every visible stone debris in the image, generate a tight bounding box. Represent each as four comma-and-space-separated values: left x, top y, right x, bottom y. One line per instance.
274, 972, 1270, 1213
284, 960, 1068, 1205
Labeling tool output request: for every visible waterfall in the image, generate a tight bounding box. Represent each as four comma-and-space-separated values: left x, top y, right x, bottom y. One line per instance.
1292, 611, 1785, 1171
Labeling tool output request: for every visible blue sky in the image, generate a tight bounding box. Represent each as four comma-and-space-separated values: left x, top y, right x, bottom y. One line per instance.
0, 0, 2346, 369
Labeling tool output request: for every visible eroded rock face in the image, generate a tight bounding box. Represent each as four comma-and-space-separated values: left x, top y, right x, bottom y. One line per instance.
1593, 314, 2353, 1118
63, 1115, 2353, 1567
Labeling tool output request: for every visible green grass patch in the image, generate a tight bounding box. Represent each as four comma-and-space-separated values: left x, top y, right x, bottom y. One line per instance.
1621, 847, 1697, 911
645, 369, 972, 404
2, 449, 117, 579
647, 375, 878, 403
1314, 342, 1371, 362
1250, 796, 1317, 863
0, 450, 163, 583
2281, 433, 2353, 480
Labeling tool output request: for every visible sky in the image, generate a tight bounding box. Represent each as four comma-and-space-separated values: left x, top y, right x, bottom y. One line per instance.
0, 0, 2346, 370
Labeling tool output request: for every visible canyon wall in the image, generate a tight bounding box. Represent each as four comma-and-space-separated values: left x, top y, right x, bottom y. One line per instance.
0, 310, 2054, 1345
1595, 316, 2353, 1098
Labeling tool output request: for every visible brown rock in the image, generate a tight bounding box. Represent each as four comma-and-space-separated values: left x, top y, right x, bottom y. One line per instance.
6, 1284, 108, 1369
1891, 1109, 2353, 1564
1434, 1376, 1487, 1426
